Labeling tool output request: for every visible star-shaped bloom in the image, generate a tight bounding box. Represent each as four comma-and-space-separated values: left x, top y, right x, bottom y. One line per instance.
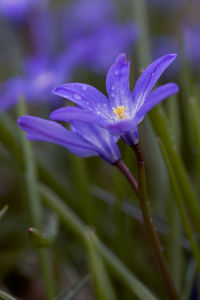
18, 115, 121, 164
51, 53, 179, 145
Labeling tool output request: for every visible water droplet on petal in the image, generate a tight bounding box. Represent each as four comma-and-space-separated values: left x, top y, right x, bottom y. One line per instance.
114, 71, 119, 76
111, 85, 115, 90
74, 94, 81, 100
111, 93, 115, 98
82, 84, 87, 91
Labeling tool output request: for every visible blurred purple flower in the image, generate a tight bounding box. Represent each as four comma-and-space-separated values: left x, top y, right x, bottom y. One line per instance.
52, 53, 179, 146
62, 0, 138, 73
63, 0, 115, 42
0, 49, 85, 111
78, 21, 138, 74
0, 0, 48, 21
184, 24, 200, 67
18, 115, 121, 164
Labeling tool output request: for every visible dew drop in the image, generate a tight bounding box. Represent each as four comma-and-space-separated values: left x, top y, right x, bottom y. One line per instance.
111, 85, 115, 90
111, 93, 115, 98
74, 94, 81, 100
114, 71, 119, 76
82, 84, 87, 91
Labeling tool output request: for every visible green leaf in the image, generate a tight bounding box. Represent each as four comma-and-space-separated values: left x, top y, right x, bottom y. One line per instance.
40, 184, 158, 300
53, 276, 90, 300
17, 99, 54, 299
150, 105, 200, 235
28, 213, 59, 248
181, 259, 197, 300
85, 229, 117, 300
158, 138, 200, 271
0, 290, 17, 300
0, 205, 8, 221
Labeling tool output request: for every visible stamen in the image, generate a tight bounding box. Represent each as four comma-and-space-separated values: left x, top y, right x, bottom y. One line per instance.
112, 105, 128, 120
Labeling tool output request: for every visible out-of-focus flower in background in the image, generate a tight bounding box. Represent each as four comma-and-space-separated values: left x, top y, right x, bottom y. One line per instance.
183, 24, 200, 68
62, 0, 138, 73
0, 0, 138, 110
0, 0, 48, 22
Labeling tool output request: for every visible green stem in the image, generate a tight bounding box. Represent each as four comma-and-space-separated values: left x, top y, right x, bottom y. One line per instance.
39, 183, 158, 300
114, 160, 139, 197
133, 144, 179, 300
17, 99, 54, 299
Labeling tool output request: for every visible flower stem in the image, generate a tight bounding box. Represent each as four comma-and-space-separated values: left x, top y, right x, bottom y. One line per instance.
132, 143, 179, 300
114, 160, 139, 197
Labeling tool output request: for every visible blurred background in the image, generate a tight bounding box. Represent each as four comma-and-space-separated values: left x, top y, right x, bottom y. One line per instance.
0, 0, 200, 299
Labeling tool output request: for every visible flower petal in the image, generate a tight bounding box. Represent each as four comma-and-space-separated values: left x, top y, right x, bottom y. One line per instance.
17, 115, 97, 157
52, 83, 110, 117
106, 53, 133, 112
135, 83, 179, 122
71, 121, 121, 163
132, 54, 177, 114
106, 119, 138, 135
50, 106, 106, 126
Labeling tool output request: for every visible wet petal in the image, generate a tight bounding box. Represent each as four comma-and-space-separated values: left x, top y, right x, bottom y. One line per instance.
50, 106, 106, 127
132, 54, 177, 114
71, 121, 121, 163
135, 83, 179, 122
52, 83, 109, 117
106, 53, 133, 112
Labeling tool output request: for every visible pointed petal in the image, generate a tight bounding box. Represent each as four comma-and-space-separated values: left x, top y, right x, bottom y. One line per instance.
52, 83, 109, 117
17, 115, 97, 157
132, 54, 177, 113
106, 53, 133, 111
135, 83, 179, 122
50, 106, 107, 126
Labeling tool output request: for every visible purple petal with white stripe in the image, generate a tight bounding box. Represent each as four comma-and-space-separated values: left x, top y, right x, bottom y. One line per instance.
106, 53, 133, 112
132, 54, 177, 114
71, 121, 121, 163
135, 83, 179, 122
50, 106, 106, 126
52, 83, 110, 118
17, 115, 97, 157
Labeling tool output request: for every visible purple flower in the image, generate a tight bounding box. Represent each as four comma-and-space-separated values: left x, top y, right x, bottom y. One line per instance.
51, 53, 179, 146
184, 24, 200, 68
0, 0, 48, 21
17, 115, 121, 164
77, 21, 138, 74
62, 0, 138, 74
0, 47, 84, 111
62, 0, 115, 42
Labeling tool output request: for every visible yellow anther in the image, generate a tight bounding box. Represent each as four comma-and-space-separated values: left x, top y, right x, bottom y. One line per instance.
112, 105, 128, 120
